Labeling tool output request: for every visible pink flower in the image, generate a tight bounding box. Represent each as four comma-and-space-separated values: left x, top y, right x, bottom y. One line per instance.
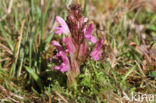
78, 42, 87, 57
55, 16, 70, 35
78, 17, 88, 30
51, 4, 104, 88
55, 51, 70, 72
63, 37, 76, 54
84, 24, 97, 43
51, 40, 62, 51
91, 39, 103, 61
51, 41, 70, 72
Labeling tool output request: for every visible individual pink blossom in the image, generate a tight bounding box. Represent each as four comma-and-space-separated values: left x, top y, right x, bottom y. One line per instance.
90, 36, 97, 43
91, 39, 103, 61
78, 17, 88, 30
51, 41, 70, 72
78, 42, 87, 57
84, 24, 97, 43
54, 51, 70, 72
63, 37, 76, 54
51, 40, 62, 51
55, 16, 70, 35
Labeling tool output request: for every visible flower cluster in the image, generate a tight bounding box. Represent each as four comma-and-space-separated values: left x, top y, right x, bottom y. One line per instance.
51, 4, 103, 87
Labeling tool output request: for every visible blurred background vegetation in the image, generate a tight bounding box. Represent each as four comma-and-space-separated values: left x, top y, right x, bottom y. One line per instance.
0, 0, 156, 102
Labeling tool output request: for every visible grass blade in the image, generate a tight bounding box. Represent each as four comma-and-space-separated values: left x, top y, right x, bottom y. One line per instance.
10, 20, 25, 77
84, 0, 88, 17
0, 23, 14, 51
45, 32, 54, 46
121, 66, 136, 83
25, 66, 43, 90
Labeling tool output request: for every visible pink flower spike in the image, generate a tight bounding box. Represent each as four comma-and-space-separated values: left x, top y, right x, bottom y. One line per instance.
55, 16, 70, 35
84, 24, 97, 43
54, 51, 70, 72
91, 39, 103, 61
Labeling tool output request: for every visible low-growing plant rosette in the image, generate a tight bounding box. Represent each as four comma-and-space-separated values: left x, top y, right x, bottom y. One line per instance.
51, 4, 103, 88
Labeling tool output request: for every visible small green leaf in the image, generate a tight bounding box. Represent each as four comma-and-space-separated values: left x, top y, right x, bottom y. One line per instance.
25, 66, 43, 90
45, 32, 54, 46
84, 0, 88, 17
149, 71, 156, 77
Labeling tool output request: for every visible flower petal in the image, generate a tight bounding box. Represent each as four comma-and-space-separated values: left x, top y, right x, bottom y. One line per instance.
56, 16, 70, 35
91, 39, 103, 61
90, 36, 97, 43
55, 26, 63, 34
63, 37, 76, 54
84, 24, 92, 39
91, 51, 101, 61
51, 40, 62, 51
84, 24, 97, 43
78, 42, 87, 57
54, 51, 70, 72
